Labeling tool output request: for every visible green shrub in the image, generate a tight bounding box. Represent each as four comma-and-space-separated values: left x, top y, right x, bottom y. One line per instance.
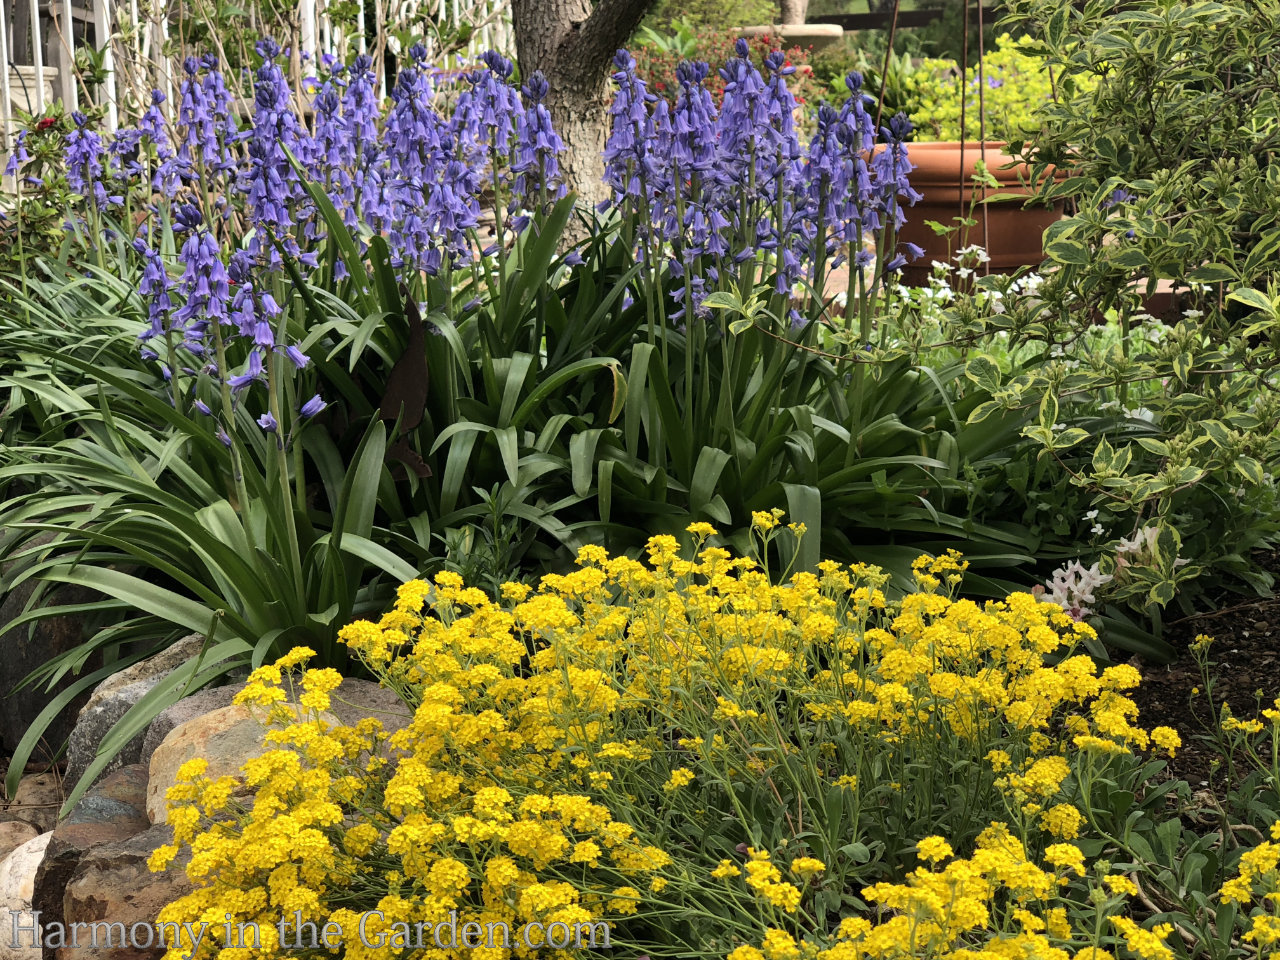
891, 33, 1073, 142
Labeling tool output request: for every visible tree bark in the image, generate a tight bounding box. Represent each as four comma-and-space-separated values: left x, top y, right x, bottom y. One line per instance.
780, 0, 809, 24
511, 0, 656, 211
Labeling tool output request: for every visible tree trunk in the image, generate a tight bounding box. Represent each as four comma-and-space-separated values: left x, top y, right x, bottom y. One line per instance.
780, 0, 809, 24
511, 0, 656, 212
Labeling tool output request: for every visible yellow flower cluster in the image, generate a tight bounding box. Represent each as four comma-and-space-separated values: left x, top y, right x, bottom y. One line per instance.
1219, 823, 1280, 947
727, 825, 1182, 960
148, 642, 666, 958
149, 526, 1202, 960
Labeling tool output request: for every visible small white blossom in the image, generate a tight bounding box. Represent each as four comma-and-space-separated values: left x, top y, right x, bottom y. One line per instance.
1045, 560, 1113, 621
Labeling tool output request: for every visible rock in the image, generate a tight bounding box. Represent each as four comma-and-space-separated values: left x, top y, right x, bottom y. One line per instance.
0, 832, 53, 960
0, 823, 38, 864
146, 704, 337, 824
329, 677, 412, 737
56, 824, 192, 960
2, 774, 61, 834
139, 685, 241, 770
0, 531, 104, 756
30, 765, 150, 960
64, 636, 208, 791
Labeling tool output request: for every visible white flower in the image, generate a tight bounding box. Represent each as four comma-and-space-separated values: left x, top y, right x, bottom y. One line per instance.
1116, 526, 1158, 555
1044, 559, 1114, 620
1091, 523, 1104, 535
1182, 308, 1203, 319
1085, 509, 1099, 520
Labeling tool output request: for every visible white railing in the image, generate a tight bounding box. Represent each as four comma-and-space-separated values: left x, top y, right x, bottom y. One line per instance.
1, 0, 513, 152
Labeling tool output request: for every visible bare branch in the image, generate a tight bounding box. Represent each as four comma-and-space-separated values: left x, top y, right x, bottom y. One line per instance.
569, 0, 657, 74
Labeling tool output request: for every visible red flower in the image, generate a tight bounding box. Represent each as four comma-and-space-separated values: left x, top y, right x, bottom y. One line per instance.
36, 117, 57, 131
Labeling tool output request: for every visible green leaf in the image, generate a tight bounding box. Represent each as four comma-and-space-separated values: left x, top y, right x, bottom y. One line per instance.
1227, 288, 1274, 314
1235, 455, 1264, 485
1092, 436, 1115, 472
699, 291, 744, 313
1053, 427, 1089, 449
333, 420, 387, 542
510, 358, 622, 430
1148, 579, 1176, 606
782, 484, 821, 573
964, 355, 1003, 392
1186, 263, 1236, 283
604, 363, 627, 425
965, 400, 1003, 425
570, 430, 605, 498
689, 446, 732, 516
1046, 238, 1091, 265
45, 565, 246, 642
327, 533, 419, 583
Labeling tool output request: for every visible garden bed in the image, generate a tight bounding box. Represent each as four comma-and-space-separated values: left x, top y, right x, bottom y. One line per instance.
1132, 547, 1280, 790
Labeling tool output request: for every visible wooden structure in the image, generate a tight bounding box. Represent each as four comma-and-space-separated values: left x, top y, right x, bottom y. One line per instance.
0, 0, 515, 153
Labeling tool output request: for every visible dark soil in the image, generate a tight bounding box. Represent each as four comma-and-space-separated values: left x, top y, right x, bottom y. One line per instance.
1127, 547, 1280, 791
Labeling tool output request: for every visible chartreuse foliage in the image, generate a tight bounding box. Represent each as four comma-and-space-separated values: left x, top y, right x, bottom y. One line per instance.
896, 33, 1084, 143
147, 524, 1280, 959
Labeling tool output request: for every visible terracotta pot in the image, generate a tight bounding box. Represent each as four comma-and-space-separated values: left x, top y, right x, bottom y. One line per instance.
893, 141, 1065, 287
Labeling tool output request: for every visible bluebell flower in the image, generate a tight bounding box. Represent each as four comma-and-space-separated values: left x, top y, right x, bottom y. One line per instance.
134, 238, 175, 361
64, 112, 109, 209
244, 40, 311, 264
300, 394, 326, 418
4, 130, 29, 177
171, 203, 229, 348
511, 71, 566, 219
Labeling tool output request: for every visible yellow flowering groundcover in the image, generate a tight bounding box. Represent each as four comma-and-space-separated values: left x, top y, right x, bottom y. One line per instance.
149, 522, 1280, 958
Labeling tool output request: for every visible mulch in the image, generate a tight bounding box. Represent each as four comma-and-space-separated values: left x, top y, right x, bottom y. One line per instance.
1127, 547, 1280, 791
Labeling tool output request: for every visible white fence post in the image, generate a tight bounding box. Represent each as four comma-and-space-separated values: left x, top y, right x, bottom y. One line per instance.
27, 0, 46, 113
155, 0, 171, 108
93, 0, 117, 130
300, 0, 317, 59
0, 0, 12, 152
57, 0, 77, 108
